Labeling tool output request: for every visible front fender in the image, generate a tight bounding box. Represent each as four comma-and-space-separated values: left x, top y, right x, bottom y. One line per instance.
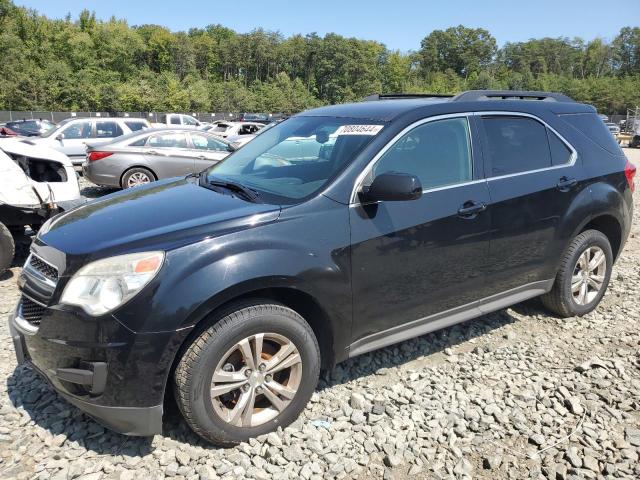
113, 194, 352, 345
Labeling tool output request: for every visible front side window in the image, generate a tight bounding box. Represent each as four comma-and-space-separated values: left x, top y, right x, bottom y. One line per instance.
96, 121, 123, 138
207, 117, 384, 203
372, 117, 472, 190
183, 115, 199, 126
481, 116, 551, 176
62, 121, 93, 139
147, 132, 188, 148
191, 133, 228, 151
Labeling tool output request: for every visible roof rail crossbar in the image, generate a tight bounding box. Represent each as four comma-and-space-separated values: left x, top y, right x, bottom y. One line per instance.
452, 90, 575, 103
362, 93, 454, 102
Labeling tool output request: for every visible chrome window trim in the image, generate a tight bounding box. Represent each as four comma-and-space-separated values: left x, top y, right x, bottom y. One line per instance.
350, 110, 578, 205
350, 113, 474, 204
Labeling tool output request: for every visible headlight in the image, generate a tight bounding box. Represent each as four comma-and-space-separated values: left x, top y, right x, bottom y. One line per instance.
61, 251, 164, 316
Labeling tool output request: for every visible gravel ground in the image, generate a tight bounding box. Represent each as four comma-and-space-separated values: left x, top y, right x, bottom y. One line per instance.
1, 150, 639, 480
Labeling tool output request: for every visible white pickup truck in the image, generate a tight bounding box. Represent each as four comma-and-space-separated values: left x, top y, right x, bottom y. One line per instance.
152, 113, 202, 128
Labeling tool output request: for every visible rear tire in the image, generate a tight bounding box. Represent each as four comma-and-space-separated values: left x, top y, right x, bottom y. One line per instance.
542, 230, 613, 317
173, 301, 321, 446
0, 222, 15, 274
121, 167, 155, 189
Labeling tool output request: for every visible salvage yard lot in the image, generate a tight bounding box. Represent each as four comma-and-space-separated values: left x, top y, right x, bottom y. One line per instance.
0, 150, 639, 480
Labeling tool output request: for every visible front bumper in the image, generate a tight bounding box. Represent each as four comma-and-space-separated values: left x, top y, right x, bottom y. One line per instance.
8, 305, 167, 436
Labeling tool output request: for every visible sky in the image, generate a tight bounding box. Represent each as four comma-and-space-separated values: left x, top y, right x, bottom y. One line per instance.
14, 0, 640, 52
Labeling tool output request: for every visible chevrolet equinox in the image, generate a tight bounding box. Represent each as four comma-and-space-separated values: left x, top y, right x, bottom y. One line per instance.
9, 90, 635, 446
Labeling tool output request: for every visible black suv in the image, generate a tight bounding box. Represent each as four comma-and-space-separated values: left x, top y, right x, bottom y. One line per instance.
9, 90, 635, 445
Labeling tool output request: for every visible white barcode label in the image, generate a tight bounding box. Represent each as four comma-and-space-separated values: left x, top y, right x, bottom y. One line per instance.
334, 125, 384, 136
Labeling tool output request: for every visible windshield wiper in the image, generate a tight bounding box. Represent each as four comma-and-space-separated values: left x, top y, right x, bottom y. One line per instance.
201, 176, 261, 203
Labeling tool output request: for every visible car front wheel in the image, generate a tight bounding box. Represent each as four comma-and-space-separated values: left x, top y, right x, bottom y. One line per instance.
542, 229, 613, 317
174, 301, 321, 446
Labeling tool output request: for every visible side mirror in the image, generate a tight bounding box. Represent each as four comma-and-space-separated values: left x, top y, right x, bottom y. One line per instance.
359, 172, 422, 203
55, 133, 64, 141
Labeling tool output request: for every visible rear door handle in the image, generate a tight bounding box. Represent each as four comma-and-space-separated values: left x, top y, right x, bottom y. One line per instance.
458, 201, 486, 218
557, 176, 577, 191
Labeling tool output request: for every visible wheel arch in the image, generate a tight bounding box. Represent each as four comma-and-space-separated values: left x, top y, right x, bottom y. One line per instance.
168, 283, 338, 379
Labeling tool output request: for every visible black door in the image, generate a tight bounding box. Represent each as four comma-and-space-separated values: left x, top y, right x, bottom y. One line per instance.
478, 114, 584, 295
349, 116, 492, 347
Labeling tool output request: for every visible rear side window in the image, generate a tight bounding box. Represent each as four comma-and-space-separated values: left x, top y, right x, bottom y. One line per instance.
148, 132, 188, 148
547, 129, 573, 166
125, 121, 148, 132
560, 113, 622, 155
96, 121, 123, 138
373, 117, 472, 190
170, 116, 181, 125
481, 116, 551, 176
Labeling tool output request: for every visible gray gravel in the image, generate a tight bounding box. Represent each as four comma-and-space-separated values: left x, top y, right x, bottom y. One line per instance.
1, 151, 639, 479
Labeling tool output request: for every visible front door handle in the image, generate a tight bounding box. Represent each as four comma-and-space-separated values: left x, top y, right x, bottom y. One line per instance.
458, 201, 486, 218
557, 176, 577, 191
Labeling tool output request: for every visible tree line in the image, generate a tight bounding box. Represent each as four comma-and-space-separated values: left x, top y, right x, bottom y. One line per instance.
0, 0, 639, 115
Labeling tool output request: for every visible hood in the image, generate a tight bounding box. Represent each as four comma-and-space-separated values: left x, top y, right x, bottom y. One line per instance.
39, 177, 281, 256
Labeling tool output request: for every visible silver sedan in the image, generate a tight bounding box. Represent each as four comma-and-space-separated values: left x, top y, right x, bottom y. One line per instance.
82, 128, 234, 189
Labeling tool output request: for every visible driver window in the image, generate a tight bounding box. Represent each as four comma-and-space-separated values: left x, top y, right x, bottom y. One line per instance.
372, 117, 472, 190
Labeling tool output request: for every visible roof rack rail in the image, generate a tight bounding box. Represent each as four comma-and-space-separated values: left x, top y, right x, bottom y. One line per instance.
362, 93, 454, 102
452, 90, 575, 103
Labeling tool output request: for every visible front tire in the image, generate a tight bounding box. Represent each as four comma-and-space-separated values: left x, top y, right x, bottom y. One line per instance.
174, 301, 321, 446
0, 222, 15, 274
542, 229, 613, 317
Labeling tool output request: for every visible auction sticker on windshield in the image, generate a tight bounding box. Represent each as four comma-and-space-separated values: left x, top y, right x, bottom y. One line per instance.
334, 125, 384, 135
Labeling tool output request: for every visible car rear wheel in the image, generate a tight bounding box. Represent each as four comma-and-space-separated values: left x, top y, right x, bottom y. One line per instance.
0, 222, 15, 275
173, 301, 321, 446
121, 168, 155, 189
542, 229, 613, 317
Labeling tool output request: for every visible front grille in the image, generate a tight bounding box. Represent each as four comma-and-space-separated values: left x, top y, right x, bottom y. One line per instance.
29, 255, 58, 282
19, 296, 46, 326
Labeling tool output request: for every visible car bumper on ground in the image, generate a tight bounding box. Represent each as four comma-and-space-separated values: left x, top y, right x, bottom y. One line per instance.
8, 304, 166, 436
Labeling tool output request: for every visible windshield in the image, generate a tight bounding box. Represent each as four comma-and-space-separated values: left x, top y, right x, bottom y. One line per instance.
206, 116, 384, 203
41, 117, 74, 138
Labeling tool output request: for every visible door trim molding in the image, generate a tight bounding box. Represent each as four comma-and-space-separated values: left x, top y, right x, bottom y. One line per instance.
347, 279, 554, 358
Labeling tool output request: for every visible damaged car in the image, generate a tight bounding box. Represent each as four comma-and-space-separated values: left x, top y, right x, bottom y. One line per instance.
0, 141, 82, 273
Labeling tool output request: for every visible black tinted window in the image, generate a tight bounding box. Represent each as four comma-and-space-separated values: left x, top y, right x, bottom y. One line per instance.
170, 116, 181, 125
481, 116, 551, 176
547, 128, 572, 166
96, 121, 123, 138
373, 117, 472, 189
560, 113, 622, 155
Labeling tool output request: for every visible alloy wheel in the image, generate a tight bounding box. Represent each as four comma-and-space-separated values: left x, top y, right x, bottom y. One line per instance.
210, 332, 302, 427
571, 245, 607, 305
127, 172, 151, 188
